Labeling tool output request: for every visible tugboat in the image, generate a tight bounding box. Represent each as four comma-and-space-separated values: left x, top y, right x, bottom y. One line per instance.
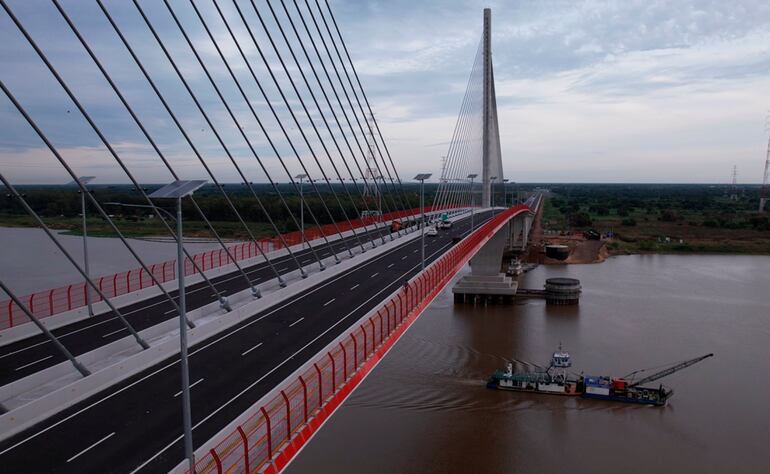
487, 345, 712, 407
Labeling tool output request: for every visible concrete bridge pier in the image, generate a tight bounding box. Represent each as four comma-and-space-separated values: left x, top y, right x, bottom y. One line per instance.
452, 213, 526, 304
509, 213, 532, 252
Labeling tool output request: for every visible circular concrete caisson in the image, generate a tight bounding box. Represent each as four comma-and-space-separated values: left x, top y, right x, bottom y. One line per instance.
545, 277, 581, 305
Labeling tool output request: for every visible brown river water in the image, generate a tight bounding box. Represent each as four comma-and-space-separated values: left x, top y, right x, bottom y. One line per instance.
287, 254, 770, 474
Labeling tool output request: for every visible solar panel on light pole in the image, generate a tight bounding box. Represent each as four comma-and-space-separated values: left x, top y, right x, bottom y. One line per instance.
148, 179, 208, 199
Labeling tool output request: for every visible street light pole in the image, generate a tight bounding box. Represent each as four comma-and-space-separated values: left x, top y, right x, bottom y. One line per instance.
80, 190, 93, 316
175, 195, 194, 474
420, 180, 425, 270
468, 174, 477, 232
149, 180, 207, 474
69, 176, 96, 316
515, 181, 519, 204
295, 174, 307, 249
414, 174, 432, 271
490, 176, 498, 214
503, 179, 509, 207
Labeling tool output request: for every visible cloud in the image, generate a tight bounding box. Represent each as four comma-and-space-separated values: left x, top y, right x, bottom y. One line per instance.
1, 0, 769, 184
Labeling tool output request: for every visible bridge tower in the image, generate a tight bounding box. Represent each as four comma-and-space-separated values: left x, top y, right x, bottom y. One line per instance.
481, 8, 504, 208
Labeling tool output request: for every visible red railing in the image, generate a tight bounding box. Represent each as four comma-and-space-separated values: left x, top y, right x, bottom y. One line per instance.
188, 204, 529, 474
0, 205, 461, 331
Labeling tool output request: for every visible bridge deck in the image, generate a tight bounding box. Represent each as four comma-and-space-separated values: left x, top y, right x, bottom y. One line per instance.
0, 225, 393, 387
0, 212, 494, 473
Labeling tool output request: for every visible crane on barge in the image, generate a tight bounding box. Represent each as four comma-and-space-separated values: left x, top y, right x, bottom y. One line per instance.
625, 353, 714, 388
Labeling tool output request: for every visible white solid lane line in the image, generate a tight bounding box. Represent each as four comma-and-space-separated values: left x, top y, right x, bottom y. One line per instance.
15, 355, 53, 371
101, 327, 127, 339
323, 299, 335, 307
0, 339, 51, 360
241, 342, 263, 356
174, 378, 204, 398
58, 316, 119, 340
349, 284, 359, 290
163, 309, 176, 315
289, 317, 304, 327
370, 272, 379, 278
66, 432, 116, 463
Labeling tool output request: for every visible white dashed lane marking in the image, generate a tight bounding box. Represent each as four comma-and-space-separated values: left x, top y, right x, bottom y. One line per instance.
174, 378, 204, 398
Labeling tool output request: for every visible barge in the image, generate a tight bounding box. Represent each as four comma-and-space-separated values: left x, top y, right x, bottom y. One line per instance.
487, 345, 712, 407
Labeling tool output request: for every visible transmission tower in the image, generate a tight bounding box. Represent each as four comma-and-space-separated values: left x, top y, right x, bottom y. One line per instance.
362, 112, 382, 214
730, 165, 739, 201
760, 120, 770, 212
440, 155, 448, 183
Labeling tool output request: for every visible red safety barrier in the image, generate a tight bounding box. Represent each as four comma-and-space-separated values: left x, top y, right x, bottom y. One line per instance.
0, 205, 466, 331
188, 204, 531, 474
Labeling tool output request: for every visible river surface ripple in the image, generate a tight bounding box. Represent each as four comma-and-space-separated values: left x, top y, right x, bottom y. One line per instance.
288, 254, 770, 474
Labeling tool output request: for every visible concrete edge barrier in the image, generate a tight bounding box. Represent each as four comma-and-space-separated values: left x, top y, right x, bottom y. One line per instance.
0, 224, 427, 442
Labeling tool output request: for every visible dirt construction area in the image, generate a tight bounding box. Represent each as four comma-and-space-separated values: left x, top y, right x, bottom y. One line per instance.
525, 203, 608, 265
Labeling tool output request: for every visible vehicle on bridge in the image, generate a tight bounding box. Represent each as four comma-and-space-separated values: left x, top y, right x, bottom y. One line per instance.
426, 226, 438, 237
487, 346, 713, 407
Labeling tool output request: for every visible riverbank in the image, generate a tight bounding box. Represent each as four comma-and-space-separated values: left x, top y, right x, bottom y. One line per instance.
540, 233, 768, 266
0, 214, 274, 239
539, 185, 770, 259
0, 227, 222, 295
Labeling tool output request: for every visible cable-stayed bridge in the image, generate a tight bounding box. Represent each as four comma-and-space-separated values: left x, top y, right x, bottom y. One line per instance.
0, 3, 538, 473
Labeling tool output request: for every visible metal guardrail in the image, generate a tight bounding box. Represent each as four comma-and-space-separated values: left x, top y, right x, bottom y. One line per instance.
0, 206, 465, 331
188, 204, 532, 474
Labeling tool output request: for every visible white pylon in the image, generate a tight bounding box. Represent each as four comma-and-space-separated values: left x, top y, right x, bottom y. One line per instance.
481, 8, 504, 208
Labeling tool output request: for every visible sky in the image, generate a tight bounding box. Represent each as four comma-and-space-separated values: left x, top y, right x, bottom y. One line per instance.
1, 0, 770, 184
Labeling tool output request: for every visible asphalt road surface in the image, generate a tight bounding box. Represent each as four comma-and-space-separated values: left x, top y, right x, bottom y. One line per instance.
0, 211, 492, 473
0, 223, 402, 387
